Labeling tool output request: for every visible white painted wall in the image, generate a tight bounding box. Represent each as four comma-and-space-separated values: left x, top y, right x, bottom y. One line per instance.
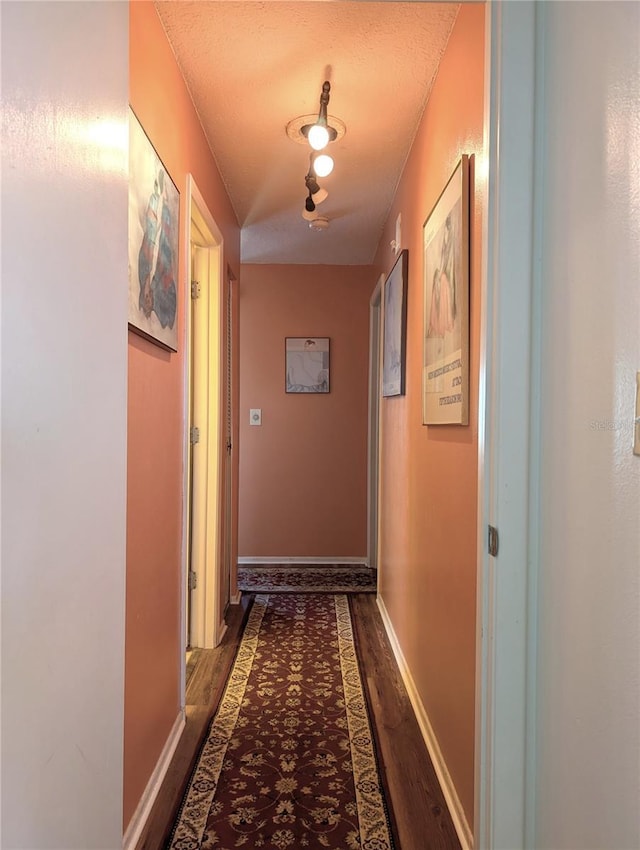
535, 3, 640, 848
1, 3, 128, 848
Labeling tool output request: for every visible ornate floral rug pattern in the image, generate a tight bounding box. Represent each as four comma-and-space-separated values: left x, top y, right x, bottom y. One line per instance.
170, 594, 394, 849
237, 565, 377, 594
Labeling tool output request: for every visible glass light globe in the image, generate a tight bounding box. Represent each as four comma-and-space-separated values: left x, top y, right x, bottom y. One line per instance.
313, 154, 334, 177
308, 124, 329, 151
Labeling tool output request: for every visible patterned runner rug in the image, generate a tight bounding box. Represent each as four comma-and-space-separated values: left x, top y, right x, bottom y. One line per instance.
170, 594, 394, 849
237, 565, 377, 594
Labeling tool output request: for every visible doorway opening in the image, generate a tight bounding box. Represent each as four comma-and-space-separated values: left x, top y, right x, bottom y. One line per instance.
182, 176, 227, 672
367, 275, 384, 572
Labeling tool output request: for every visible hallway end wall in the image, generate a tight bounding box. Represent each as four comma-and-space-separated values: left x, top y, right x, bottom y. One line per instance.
238, 265, 373, 560
126, 1, 240, 832
373, 3, 485, 827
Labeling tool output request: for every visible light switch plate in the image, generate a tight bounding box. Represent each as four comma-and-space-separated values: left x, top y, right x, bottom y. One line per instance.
634, 373, 640, 456
250, 408, 262, 426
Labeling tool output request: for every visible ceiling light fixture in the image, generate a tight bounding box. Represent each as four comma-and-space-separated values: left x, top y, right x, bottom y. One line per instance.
301, 153, 330, 220
305, 169, 320, 196
291, 80, 343, 226
312, 187, 328, 205
305, 155, 330, 201
301, 81, 338, 151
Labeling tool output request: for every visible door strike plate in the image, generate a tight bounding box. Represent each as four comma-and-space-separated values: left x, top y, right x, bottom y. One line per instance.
488, 525, 499, 557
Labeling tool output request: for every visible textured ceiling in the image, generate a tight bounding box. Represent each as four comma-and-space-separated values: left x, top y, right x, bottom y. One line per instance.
155, 1, 459, 264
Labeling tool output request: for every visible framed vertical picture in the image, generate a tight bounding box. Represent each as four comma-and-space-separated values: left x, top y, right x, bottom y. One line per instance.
382, 249, 409, 397
422, 155, 470, 424
128, 107, 180, 351
285, 337, 330, 393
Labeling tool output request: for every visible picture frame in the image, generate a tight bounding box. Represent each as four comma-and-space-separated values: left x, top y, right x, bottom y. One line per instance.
128, 107, 180, 351
422, 155, 470, 425
285, 337, 330, 393
382, 249, 409, 397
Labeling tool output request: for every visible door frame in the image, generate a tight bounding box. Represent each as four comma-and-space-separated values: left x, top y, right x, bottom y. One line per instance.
475, 3, 541, 847
180, 175, 227, 698
222, 265, 237, 609
367, 275, 384, 571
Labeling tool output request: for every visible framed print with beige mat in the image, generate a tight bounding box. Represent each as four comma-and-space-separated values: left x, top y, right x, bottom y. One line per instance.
422, 155, 470, 425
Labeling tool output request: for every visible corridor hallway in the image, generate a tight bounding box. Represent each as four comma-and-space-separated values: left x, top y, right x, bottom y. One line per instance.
137, 593, 461, 850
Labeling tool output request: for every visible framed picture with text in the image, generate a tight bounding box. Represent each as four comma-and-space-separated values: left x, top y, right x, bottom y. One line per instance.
422, 155, 470, 424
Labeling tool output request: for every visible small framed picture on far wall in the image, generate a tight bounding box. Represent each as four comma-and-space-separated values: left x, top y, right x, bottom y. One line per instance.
285, 337, 330, 393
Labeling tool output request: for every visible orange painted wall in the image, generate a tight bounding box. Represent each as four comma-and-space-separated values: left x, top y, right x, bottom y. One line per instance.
373, 4, 485, 823
238, 265, 374, 558
126, 1, 240, 830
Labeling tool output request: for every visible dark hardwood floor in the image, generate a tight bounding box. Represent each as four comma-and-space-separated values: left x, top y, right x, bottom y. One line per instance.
135, 597, 252, 850
350, 594, 462, 850
136, 593, 461, 850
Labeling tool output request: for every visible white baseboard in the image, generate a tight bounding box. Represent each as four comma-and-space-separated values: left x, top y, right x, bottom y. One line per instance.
238, 556, 369, 566
122, 710, 186, 850
376, 595, 474, 850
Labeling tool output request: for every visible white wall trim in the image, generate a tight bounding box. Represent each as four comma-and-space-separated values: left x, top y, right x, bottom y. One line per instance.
238, 556, 370, 566
377, 596, 473, 850
230, 591, 242, 605
475, 3, 540, 848
122, 711, 185, 850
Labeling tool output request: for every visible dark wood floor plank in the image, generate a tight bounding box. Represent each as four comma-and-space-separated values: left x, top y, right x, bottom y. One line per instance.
350, 594, 462, 850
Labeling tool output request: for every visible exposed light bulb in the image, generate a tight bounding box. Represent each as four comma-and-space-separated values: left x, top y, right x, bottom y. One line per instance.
313, 154, 334, 178
308, 124, 329, 151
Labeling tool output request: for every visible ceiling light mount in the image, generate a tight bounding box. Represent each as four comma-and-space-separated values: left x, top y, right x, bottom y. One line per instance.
300, 81, 338, 150
308, 216, 330, 231
285, 113, 346, 146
